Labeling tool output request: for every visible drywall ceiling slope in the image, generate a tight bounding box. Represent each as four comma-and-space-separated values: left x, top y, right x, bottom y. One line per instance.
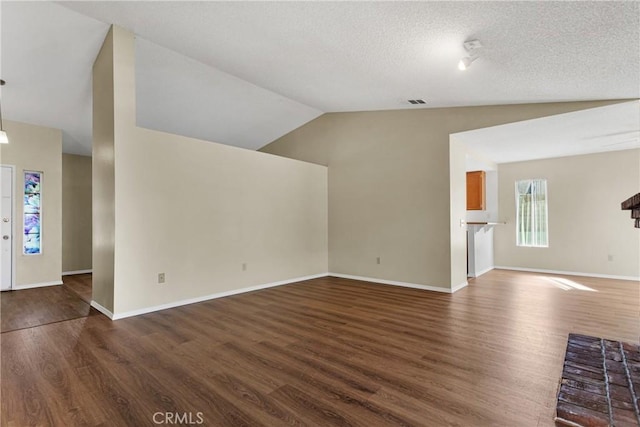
1, 2, 109, 155
135, 38, 322, 150
453, 101, 640, 164
1, 2, 322, 154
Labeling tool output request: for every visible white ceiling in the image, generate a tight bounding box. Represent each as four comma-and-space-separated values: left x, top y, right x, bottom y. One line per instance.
135, 38, 322, 151
455, 101, 640, 164
1, 2, 108, 155
1, 1, 639, 155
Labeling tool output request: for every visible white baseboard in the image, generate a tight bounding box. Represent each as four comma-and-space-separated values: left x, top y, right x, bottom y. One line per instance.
111, 272, 329, 320
97, 271, 473, 321
329, 272, 466, 294
91, 300, 114, 319
62, 269, 92, 276
493, 266, 640, 282
469, 266, 494, 279
451, 280, 469, 293
12, 280, 63, 290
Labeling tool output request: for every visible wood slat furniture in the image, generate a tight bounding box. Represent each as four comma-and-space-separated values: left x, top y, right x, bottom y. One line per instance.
555, 333, 640, 426
621, 193, 640, 228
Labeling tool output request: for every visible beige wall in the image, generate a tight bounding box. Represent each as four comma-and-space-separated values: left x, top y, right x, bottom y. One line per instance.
115, 127, 328, 314
494, 149, 640, 278
261, 100, 628, 289
94, 26, 328, 317
449, 139, 468, 288
0, 120, 62, 287
92, 27, 116, 312
62, 154, 92, 273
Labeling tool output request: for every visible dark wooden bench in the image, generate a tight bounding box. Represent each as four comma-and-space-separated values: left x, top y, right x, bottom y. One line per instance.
621, 193, 640, 229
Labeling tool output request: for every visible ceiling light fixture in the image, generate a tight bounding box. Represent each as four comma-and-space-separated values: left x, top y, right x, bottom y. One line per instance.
0, 79, 7, 144
458, 39, 483, 71
458, 57, 477, 71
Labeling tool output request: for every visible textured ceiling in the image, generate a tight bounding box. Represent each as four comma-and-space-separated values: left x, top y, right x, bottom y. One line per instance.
454, 101, 640, 164
1, 1, 639, 155
60, 1, 640, 109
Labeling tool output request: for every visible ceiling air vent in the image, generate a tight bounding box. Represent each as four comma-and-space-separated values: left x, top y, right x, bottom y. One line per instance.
408, 99, 426, 105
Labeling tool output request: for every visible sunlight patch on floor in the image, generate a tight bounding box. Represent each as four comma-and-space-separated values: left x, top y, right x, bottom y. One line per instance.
539, 276, 597, 292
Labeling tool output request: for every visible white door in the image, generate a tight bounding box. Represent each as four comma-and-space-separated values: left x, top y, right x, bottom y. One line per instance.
1, 165, 13, 291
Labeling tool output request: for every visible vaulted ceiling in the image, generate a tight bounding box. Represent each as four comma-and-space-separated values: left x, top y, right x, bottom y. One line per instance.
1, 1, 639, 155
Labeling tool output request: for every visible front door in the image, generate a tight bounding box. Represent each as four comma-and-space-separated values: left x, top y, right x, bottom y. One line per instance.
1, 165, 13, 290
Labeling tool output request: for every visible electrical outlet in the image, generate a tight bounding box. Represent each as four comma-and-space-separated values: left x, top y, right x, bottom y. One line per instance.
608, 255, 614, 262
242, 263, 247, 271
376, 257, 381, 264
158, 273, 165, 284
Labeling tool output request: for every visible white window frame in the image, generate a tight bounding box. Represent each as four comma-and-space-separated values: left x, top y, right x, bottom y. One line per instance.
515, 178, 549, 248
23, 170, 43, 255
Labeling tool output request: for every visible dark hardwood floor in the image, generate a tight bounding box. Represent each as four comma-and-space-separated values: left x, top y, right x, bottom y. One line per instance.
1, 270, 638, 426
0, 282, 92, 333
62, 273, 93, 303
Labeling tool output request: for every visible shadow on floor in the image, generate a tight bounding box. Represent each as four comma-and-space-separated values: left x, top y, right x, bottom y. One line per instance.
62, 273, 93, 304
1, 275, 94, 333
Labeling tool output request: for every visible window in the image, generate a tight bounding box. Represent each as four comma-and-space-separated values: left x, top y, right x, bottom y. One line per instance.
24, 171, 42, 254
515, 178, 548, 247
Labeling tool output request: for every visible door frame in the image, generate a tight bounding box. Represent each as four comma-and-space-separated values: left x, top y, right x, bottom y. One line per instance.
1, 164, 16, 290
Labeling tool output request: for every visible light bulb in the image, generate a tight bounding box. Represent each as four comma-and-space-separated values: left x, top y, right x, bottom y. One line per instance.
458, 57, 472, 71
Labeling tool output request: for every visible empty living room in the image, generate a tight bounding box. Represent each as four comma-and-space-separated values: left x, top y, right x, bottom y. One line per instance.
1, 2, 639, 426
